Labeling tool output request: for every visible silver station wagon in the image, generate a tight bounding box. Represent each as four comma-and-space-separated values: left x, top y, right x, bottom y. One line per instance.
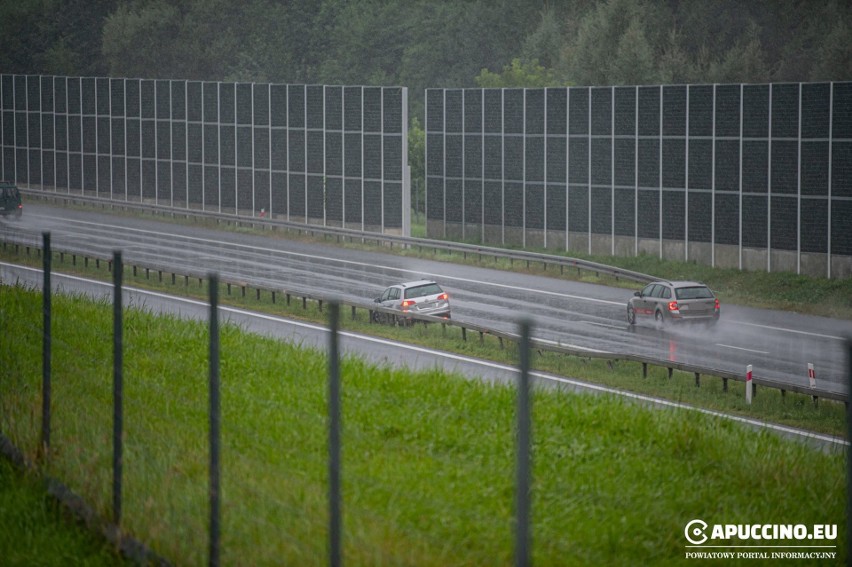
627, 280, 719, 326
373, 280, 451, 324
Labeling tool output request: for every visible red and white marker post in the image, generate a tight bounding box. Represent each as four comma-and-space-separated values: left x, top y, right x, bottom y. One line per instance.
807, 363, 816, 388
746, 364, 753, 404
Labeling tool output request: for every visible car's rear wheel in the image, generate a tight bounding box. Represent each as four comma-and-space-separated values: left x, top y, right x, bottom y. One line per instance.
627, 305, 636, 325
654, 310, 665, 326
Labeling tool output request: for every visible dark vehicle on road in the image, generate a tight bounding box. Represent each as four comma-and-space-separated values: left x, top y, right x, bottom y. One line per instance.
627, 280, 719, 326
0, 181, 22, 219
373, 280, 451, 324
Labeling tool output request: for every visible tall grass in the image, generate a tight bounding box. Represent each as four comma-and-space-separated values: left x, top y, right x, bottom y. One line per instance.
0, 458, 129, 566
0, 284, 845, 565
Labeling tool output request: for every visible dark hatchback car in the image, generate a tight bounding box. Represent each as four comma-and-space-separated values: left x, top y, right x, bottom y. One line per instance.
627, 280, 719, 326
0, 181, 22, 219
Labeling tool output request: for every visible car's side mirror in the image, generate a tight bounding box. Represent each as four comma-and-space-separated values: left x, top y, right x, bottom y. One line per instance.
634, 291, 641, 297
374, 297, 381, 303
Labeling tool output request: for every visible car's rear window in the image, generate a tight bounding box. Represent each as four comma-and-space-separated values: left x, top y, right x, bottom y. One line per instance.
404, 283, 443, 299
675, 286, 714, 300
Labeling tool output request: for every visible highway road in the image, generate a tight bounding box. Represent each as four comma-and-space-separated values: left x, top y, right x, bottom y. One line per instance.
1, 202, 850, 396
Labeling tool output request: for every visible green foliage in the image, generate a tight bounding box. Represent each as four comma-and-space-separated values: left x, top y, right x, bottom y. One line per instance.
408, 117, 426, 215
475, 58, 558, 88
2, 0, 851, 121
811, 17, 852, 81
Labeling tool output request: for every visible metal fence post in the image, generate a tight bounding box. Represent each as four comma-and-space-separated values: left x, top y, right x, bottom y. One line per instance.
515, 319, 532, 567
328, 301, 342, 567
208, 273, 221, 567
846, 340, 851, 566
41, 232, 51, 457
113, 251, 124, 527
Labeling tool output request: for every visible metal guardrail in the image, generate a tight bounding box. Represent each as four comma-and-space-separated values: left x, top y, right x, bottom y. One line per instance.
19, 189, 657, 284
0, 232, 846, 405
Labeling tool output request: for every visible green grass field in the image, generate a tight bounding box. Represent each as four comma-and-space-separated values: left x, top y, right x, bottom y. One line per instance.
0, 453, 130, 566
0, 284, 846, 565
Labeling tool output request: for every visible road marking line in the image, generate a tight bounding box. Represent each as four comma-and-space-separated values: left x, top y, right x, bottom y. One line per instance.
717, 344, 771, 355
584, 321, 625, 330
730, 320, 846, 341
2, 261, 846, 448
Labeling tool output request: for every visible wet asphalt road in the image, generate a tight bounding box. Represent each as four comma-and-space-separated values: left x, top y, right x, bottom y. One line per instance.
1, 202, 850, 396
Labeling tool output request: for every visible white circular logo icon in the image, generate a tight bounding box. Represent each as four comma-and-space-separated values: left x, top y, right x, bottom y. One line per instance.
685, 519, 708, 545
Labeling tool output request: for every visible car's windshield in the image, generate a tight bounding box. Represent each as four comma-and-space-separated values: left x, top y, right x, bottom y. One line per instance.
404, 283, 442, 299
675, 286, 714, 300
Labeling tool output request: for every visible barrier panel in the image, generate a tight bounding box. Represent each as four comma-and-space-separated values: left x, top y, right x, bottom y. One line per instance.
425, 83, 852, 278
0, 75, 410, 235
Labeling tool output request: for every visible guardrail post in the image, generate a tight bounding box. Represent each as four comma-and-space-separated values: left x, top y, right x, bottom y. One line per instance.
112, 251, 123, 528
746, 365, 753, 404
642, 362, 647, 378
723, 377, 728, 392
667, 368, 673, 379
40, 232, 52, 458
808, 364, 817, 406
694, 372, 700, 388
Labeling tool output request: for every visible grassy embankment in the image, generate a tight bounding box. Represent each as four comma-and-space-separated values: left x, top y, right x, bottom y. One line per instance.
0, 284, 846, 565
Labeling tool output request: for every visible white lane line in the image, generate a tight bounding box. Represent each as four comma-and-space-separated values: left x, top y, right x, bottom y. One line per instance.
533, 337, 610, 354
3, 262, 846, 448
29, 214, 624, 307
730, 320, 846, 341
717, 344, 771, 355
584, 321, 625, 330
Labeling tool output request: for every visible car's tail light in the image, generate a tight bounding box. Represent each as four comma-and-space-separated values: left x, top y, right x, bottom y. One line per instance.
714, 298, 720, 311
437, 293, 448, 301
668, 301, 679, 312
401, 299, 415, 308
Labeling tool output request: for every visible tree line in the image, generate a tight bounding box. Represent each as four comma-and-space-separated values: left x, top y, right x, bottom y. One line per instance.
3, 0, 849, 94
